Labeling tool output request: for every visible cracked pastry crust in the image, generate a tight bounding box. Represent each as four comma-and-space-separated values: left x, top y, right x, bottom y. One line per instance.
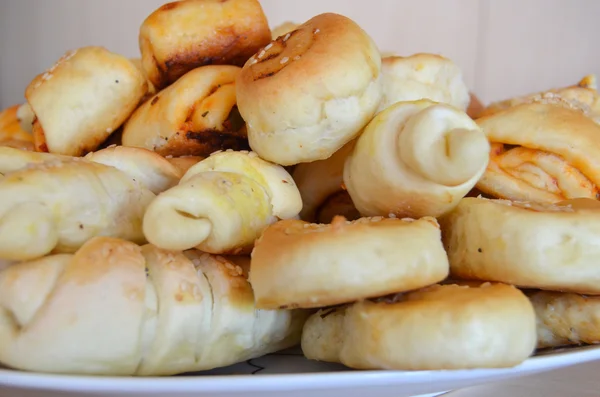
249, 216, 449, 310
0, 237, 307, 375
122, 65, 249, 158
236, 13, 383, 166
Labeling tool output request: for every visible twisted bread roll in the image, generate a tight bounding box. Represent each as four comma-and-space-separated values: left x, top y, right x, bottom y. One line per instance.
236, 13, 383, 166
143, 150, 302, 254
25, 47, 147, 156
344, 100, 490, 219
480, 74, 600, 123
271, 21, 299, 39
0, 237, 307, 375
475, 103, 600, 203
250, 216, 449, 310
527, 290, 600, 349
378, 54, 470, 112
301, 283, 537, 370
441, 197, 600, 294
139, 0, 271, 89
0, 105, 34, 151
0, 156, 156, 261
122, 65, 249, 158
292, 141, 359, 222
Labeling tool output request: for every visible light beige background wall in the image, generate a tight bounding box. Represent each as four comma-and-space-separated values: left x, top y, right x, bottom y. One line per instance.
0, 0, 598, 109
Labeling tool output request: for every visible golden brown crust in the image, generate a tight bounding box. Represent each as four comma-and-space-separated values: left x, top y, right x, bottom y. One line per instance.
467, 92, 485, 119
139, 0, 271, 89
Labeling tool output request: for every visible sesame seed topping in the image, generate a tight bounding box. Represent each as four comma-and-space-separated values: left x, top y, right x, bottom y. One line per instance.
264, 43, 273, 51
280, 56, 289, 64
248, 151, 258, 158
106, 128, 113, 133
314, 28, 320, 34
283, 33, 291, 41
388, 213, 397, 218
258, 50, 266, 59
293, 55, 301, 61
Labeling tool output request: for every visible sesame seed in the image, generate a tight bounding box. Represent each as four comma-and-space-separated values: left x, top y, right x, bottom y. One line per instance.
264, 43, 273, 51
388, 213, 396, 218
283, 33, 291, 41
258, 50, 266, 59
293, 55, 301, 61
248, 152, 258, 158
314, 28, 320, 34
280, 56, 289, 64
106, 128, 113, 133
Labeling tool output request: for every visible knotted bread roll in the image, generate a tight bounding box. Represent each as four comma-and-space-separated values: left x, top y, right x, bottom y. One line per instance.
0, 152, 159, 261
301, 283, 537, 370
143, 150, 302, 254
378, 53, 471, 112
344, 99, 490, 219
250, 216, 449, 310
475, 103, 600, 203
441, 197, 600, 294
0, 237, 307, 376
25, 46, 147, 156
236, 13, 383, 166
0, 104, 34, 151
122, 65, 249, 157
139, 0, 271, 89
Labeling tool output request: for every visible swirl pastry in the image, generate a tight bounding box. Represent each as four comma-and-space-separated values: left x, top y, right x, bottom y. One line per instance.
480, 74, 600, 123
0, 104, 34, 151
475, 103, 600, 203
441, 197, 600, 294
249, 216, 449, 310
292, 141, 359, 223
139, 0, 271, 89
378, 53, 471, 112
301, 283, 537, 370
236, 13, 383, 166
143, 150, 302, 254
344, 99, 490, 219
0, 155, 157, 261
0, 237, 307, 375
122, 65, 249, 157
25, 46, 148, 156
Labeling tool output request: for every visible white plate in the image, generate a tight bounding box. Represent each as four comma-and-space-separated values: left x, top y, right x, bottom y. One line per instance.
1, 345, 600, 397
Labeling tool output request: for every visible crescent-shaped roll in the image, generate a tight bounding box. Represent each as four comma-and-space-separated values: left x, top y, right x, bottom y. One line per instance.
139, 0, 271, 90
475, 103, 600, 203
236, 13, 383, 166
441, 197, 600, 295
378, 54, 471, 113
0, 156, 156, 261
527, 290, 600, 349
0, 105, 34, 151
271, 21, 299, 39
122, 65, 249, 158
25, 46, 147, 156
301, 283, 537, 370
0, 237, 308, 376
344, 99, 490, 219
479, 74, 600, 123
249, 216, 449, 310
292, 141, 359, 223
143, 150, 302, 254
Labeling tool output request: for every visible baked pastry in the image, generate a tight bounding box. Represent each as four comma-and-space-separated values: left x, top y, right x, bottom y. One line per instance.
139, 0, 271, 89
122, 65, 249, 157
26, 46, 148, 156
236, 13, 383, 166
467, 92, 485, 119
441, 197, 600, 294
271, 21, 299, 39
0, 237, 308, 375
378, 53, 470, 112
143, 150, 302, 254
166, 156, 204, 175
292, 141, 358, 222
0, 155, 157, 261
301, 283, 537, 370
479, 74, 600, 123
0, 104, 34, 151
344, 100, 490, 219
527, 290, 600, 348
250, 216, 449, 310
475, 103, 600, 203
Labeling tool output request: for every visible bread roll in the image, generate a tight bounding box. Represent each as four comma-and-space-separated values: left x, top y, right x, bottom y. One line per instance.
271, 21, 299, 39
25, 47, 147, 156
301, 283, 537, 370
139, 0, 271, 89
129, 57, 157, 100
441, 197, 600, 294
0, 155, 156, 261
292, 141, 358, 222
143, 150, 302, 254
527, 290, 600, 348
250, 216, 449, 310
344, 100, 490, 219
166, 156, 204, 175
0, 237, 307, 375
475, 103, 600, 203
236, 13, 383, 166
480, 74, 600, 123
122, 65, 249, 157
378, 53, 470, 112
0, 105, 34, 151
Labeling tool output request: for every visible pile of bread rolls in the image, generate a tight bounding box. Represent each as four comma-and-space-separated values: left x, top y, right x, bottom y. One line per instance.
1, 0, 600, 377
